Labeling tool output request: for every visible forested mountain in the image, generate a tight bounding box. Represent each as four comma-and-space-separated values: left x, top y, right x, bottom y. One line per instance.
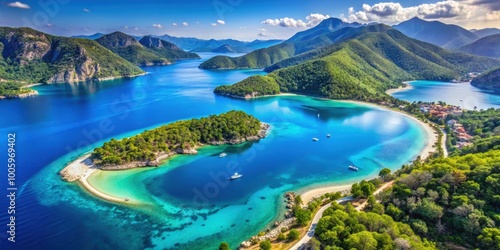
393, 17, 478, 49
199, 18, 362, 69
214, 24, 500, 101
471, 66, 500, 90
0, 27, 143, 84
458, 34, 500, 58
138, 36, 200, 59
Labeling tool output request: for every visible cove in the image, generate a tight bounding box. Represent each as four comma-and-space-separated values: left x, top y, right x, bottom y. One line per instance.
0, 53, 429, 249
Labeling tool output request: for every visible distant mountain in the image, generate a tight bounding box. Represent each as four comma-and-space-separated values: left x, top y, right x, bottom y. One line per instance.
211, 44, 238, 53
72, 33, 105, 40
0, 27, 143, 84
139, 36, 200, 59
199, 18, 362, 69
214, 24, 500, 101
470, 28, 500, 39
393, 17, 478, 49
471, 67, 500, 90
156, 34, 282, 53
96, 32, 199, 65
458, 34, 500, 58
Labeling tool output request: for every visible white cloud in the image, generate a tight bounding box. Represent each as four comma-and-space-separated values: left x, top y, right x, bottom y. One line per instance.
259, 28, 266, 31
7, 1, 30, 9
257, 32, 267, 37
261, 13, 330, 28
83, 8, 90, 12
182, 22, 188, 26
46, 23, 53, 27
211, 23, 217, 27
124, 26, 129, 29
342, 1, 474, 24
152, 24, 163, 29
217, 20, 225, 25
172, 22, 178, 26
134, 27, 139, 31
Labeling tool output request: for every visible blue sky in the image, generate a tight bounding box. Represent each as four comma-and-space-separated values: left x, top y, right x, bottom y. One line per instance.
1, 0, 498, 40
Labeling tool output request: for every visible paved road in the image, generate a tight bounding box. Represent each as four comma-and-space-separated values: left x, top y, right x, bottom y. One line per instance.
289, 196, 353, 250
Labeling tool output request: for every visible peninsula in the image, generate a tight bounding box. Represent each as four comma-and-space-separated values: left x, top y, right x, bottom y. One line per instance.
60, 111, 270, 202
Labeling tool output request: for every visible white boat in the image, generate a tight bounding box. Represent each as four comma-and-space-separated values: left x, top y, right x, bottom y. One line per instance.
317, 113, 320, 118
312, 138, 319, 141
228, 172, 242, 180
348, 165, 359, 171
219, 152, 227, 158
326, 134, 331, 138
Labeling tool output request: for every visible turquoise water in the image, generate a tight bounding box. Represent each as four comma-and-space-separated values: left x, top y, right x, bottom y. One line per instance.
0, 53, 428, 249
391, 80, 500, 110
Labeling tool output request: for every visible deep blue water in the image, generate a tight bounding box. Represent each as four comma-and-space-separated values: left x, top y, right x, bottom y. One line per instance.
391, 80, 500, 110
0, 53, 428, 249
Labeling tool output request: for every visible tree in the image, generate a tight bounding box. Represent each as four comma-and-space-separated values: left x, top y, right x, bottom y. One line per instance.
344, 231, 378, 250
294, 207, 312, 227
287, 229, 300, 241
477, 228, 500, 250
259, 239, 271, 250
219, 242, 230, 250
379, 168, 392, 181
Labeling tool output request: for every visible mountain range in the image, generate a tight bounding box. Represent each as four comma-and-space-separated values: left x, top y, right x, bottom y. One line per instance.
199, 18, 362, 70
471, 67, 500, 90
212, 21, 499, 101
0, 27, 143, 84
393, 17, 478, 49
470, 28, 500, 39
458, 34, 500, 58
157, 35, 282, 53
96, 32, 200, 66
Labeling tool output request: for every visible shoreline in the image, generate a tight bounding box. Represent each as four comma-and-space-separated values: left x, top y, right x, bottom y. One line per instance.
60, 122, 271, 203
59, 154, 135, 204
385, 82, 413, 95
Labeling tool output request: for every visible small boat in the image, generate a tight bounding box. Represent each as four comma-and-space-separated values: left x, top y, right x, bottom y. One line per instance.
317, 113, 320, 118
219, 152, 227, 158
348, 165, 359, 171
312, 138, 319, 141
228, 172, 242, 180
125, 198, 130, 202
326, 134, 331, 138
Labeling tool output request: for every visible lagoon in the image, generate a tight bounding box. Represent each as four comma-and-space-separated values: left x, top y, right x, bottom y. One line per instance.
0, 53, 429, 249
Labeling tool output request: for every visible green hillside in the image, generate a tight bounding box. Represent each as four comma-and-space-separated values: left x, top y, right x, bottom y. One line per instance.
214, 24, 500, 101
139, 36, 200, 60
471, 66, 500, 90
0, 27, 143, 84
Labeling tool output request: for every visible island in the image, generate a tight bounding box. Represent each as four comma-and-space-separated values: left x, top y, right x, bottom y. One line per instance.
59, 111, 270, 201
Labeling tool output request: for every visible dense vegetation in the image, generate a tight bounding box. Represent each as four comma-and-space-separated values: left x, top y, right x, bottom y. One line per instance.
92, 111, 262, 165
0, 81, 35, 97
139, 36, 200, 60
214, 75, 280, 98
0, 27, 143, 85
315, 202, 436, 249
471, 66, 500, 90
378, 150, 500, 249
212, 24, 499, 101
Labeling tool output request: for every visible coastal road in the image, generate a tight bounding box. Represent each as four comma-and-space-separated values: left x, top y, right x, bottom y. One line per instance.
289, 196, 353, 250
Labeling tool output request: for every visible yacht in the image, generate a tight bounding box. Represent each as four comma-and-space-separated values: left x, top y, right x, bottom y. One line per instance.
312, 138, 319, 141
229, 172, 242, 180
348, 165, 359, 171
326, 134, 331, 138
219, 152, 227, 158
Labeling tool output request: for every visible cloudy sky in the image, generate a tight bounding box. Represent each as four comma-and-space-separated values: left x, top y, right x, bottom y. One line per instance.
0, 0, 498, 40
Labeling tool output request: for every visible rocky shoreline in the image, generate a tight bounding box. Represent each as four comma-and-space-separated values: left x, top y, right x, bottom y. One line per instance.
0, 89, 38, 99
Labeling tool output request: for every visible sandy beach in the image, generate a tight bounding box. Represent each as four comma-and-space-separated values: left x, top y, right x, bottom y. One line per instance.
60, 154, 135, 204
300, 184, 352, 206
385, 82, 413, 95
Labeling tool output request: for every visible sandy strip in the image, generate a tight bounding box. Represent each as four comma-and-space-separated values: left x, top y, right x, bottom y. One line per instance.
385, 82, 413, 95
300, 184, 352, 206
60, 154, 135, 204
